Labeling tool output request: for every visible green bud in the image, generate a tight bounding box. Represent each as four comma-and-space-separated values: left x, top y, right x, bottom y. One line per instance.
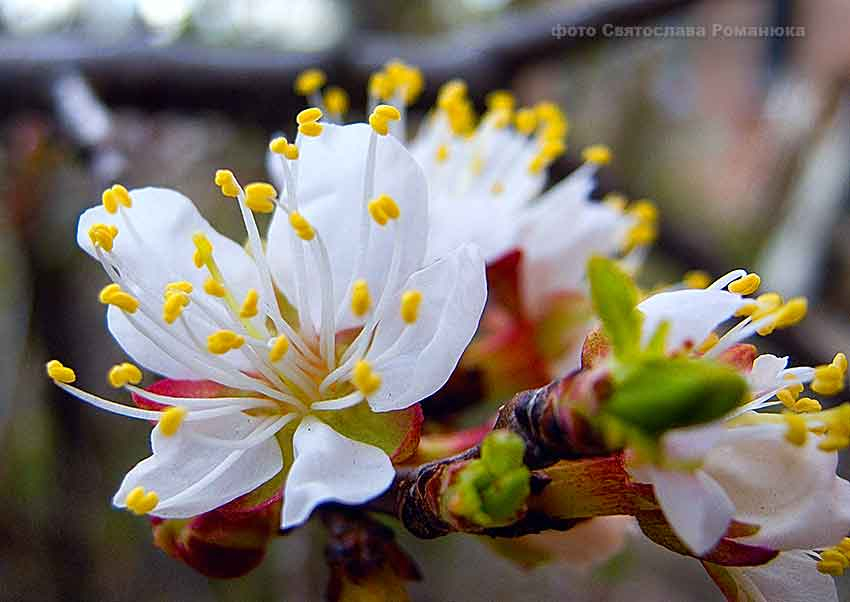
587, 256, 642, 359
445, 432, 531, 528
602, 357, 748, 436
481, 430, 525, 475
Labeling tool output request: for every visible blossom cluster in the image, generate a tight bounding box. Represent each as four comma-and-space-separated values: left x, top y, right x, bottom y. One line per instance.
44, 61, 850, 600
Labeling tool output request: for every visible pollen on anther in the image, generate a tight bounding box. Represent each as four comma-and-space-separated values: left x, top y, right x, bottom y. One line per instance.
351, 279, 371, 317
269, 335, 290, 362
582, 144, 612, 166
159, 406, 187, 437
108, 362, 142, 388
400, 290, 422, 324
46, 360, 76, 384
239, 289, 260, 318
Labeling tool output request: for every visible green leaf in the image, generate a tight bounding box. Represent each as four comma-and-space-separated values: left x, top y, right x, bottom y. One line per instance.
587, 256, 642, 359
603, 357, 748, 436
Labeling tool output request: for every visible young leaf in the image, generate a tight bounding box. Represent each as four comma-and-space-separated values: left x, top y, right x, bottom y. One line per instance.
587, 256, 642, 359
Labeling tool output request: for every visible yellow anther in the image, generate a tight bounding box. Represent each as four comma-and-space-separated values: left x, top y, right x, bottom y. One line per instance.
821, 550, 850, 569
108, 362, 143, 388
88, 223, 119, 252
207, 330, 245, 354
98, 283, 139, 314
164, 281, 193, 295
582, 144, 612, 166
288, 211, 316, 241
351, 279, 371, 317
527, 156, 546, 175
369, 113, 390, 136
792, 397, 822, 413
625, 222, 657, 250
838, 538, 850, 555
683, 270, 711, 289
833, 353, 848, 373
214, 169, 240, 198
629, 199, 658, 223
376, 194, 400, 219
159, 406, 187, 437
46, 360, 76, 384
324, 86, 349, 116
192, 232, 214, 268
400, 290, 422, 324
239, 289, 259, 319
486, 90, 515, 112
603, 193, 628, 211
269, 136, 288, 154
203, 277, 227, 297
244, 182, 277, 214
812, 361, 845, 395
374, 104, 401, 121
269, 335, 290, 362
540, 140, 566, 161
435, 144, 449, 163
817, 560, 845, 577
515, 108, 537, 135
384, 60, 424, 105
101, 184, 132, 213
696, 332, 719, 354
163, 290, 190, 324
125, 486, 159, 515
368, 71, 395, 101
298, 121, 323, 137
783, 412, 808, 446
488, 108, 512, 129
491, 181, 504, 195
368, 200, 389, 226
283, 143, 299, 160
352, 360, 381, 396
771, 297, 807, 330
777, 386, 801, 408
294, 68, 326, 96
296, 107, 323, 125
728, 273, 761, 295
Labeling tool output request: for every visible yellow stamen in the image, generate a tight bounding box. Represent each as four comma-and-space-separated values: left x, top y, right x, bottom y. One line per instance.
46, 360, 76, 384
376, 194, 399, 219
373, 104, 401, 120
125, 486, 159, 515
772, 297, 807, 329
491, 181, 504, 195
352, 360, 381, 396
99, 283, 139, 314
369, 113, 389, 136
581, 144, 612, 166
269, 335, 290, 362
192, 232, 213, 268
683, 270, 711, 290
165, 281, 193, 295
485, 90, 515, 112
435, 144, 449, 163
203, 277, 227, 297
629, 199, 658, 223
324, 86, 349, 116
368, 71, 395, 101
108, 362, 143, 388
696, 332, 719, 354
288, 211, 315, 241
514, 108, 537, 135
101, 184, 132, 213
298, 121, 323, 137
244, 182, 277, 214
269, 137, 299, 160
214, 169, 240, 198
400, 290, 422, 324
163, 290, 189, 324
294, 69, 326, 96
239, 289, 259, 319
296, 107, 323, 125
783, 412, 808, 446
792, 397, 822, 413
351, 279, 371, 317
159, 406, 187, 437
729, 273, 761, 295
88, 223, 119, 252
207, 330, 245, 354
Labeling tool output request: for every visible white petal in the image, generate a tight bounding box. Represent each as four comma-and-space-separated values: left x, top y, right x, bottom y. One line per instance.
703, 428, 850, 550
78, 187, 260, 376
649, 467, 734, 556
637, 289, 746, 351
364, 244, 487, 412
282, 416, 394, 528
113, 413, 282, 518
748, 354, 789, 393
266, 123, 428, 331
519, 193, 632, 318
734, 551, 838, 602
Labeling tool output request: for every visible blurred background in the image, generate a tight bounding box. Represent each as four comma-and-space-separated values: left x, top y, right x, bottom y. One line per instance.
1, 0, 849, 599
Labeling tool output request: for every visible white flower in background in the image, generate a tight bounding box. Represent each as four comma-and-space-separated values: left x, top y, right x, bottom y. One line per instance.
46, 108, 487, 528
273, 63, 654, 324
628, 270, 850, 569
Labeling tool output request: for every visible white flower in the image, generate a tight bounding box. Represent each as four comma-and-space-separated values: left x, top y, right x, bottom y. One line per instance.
47, 114, 487, 528
628, 271, 850, 557
704, 550, 838, 602
273, 64, 649, 325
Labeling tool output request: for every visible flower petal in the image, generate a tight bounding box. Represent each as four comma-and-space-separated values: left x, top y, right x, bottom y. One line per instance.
281, 416, 394, 528
706, 552, 838, 602
266, 123, 428, 331
648, 467, 735, 556
637, 289, 746, 352
747, 354, 788, 393
364, 244, 487, 412
113, 413, 282, 519
78, 187, 261, 377
704, 428, 850, 550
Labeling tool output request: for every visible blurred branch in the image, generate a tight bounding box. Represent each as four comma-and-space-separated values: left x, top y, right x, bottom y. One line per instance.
0, 0, 700, 124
